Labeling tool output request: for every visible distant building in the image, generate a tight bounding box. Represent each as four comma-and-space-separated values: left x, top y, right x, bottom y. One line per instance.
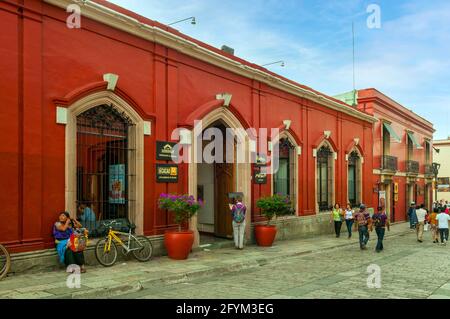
433, 138, 450, 203
335, 89, 435, 220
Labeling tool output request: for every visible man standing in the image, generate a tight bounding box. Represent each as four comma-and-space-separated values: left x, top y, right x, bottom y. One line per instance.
415, 204, 427, 243
354, 204, 371, 250
437, 208, 450, 245
407, 202, 418, 230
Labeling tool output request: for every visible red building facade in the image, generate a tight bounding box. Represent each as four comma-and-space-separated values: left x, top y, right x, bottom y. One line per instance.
1, 0, 380, 253
356, 89, 434, 222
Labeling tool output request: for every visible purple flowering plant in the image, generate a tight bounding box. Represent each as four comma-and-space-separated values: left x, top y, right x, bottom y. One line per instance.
158, 193, 203, 231
256, 194, 295, 225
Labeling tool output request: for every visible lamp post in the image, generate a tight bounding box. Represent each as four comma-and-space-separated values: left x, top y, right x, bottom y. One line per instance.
432, 162, 441, 204
262, 61, 285, 67
168, 17, 196, 26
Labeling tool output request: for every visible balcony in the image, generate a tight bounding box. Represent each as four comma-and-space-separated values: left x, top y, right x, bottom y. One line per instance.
425, 164, 435, 177
381, 155, 398, 172
406, 160, 419, 175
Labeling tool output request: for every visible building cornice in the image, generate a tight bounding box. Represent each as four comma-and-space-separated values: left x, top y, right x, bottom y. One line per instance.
43, 0, 377, 124
358, 96, 434, 133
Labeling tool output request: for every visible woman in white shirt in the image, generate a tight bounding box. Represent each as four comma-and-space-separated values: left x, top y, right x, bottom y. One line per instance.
344, 204, 355, 239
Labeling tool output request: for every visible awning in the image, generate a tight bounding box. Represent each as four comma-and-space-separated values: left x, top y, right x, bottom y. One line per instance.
383, 122, 401, 143
407, 131, 423, 149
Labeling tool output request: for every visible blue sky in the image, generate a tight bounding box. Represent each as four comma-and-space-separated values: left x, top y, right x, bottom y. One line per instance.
108, 0, 450, 139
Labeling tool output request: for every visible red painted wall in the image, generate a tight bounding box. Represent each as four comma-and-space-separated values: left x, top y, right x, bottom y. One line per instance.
358, 89, 434, 222
0, 0, 375, 252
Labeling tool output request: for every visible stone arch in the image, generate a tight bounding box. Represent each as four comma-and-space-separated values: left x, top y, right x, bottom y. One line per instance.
186, 106, 252, 247
63, 90, 145, 234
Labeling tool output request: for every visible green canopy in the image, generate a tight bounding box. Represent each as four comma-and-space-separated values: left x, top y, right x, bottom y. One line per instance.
383, 122, 401, 143
407, 131, 423, 149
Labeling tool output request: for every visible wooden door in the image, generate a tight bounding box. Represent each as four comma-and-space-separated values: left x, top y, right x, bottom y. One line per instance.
215, 162, 234, 238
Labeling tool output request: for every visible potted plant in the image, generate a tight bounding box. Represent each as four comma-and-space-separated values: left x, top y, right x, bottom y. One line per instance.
255, 194, 295, 246
158, 193, 203, 260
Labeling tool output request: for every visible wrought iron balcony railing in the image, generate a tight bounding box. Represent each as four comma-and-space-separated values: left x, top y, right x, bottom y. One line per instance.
381, 155, 398, 172
406, 160, 419, 174
425, 164, 434, 176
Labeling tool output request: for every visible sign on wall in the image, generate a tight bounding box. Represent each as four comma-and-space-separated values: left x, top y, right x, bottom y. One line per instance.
109, 164, 126, 204
156, 141, 178, 161
156, 164, 179, 183
437, 177, 450, 192
254, 169, 267, 184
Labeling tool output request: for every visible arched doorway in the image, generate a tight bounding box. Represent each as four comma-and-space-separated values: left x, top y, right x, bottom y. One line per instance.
187, 106, 252, 246
76, 104, 135, 235
197, 120, 236, 238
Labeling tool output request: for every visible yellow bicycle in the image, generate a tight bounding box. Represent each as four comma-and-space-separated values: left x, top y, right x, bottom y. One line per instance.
95, 220, 153, 267
0, 244, 11, 280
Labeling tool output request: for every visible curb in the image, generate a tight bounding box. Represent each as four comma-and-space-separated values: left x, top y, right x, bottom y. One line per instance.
48, 228, 411, 299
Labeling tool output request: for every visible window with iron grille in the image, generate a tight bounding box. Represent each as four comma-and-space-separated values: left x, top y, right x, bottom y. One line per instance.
76, 104, 136, 237
317, 145, 333, 211
348, 151, 360, 208
274, 138, 295, 197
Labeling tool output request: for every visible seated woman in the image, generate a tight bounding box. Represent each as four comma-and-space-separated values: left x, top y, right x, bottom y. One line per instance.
53, 212, 87, 273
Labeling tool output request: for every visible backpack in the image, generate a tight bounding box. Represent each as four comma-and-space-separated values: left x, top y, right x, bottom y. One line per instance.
356, 212, 368, 226
233, 205, 246, 223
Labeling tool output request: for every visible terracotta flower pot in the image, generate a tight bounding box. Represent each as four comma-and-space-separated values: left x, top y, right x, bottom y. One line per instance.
164, 230, 194, 260
255, 225, 277, 247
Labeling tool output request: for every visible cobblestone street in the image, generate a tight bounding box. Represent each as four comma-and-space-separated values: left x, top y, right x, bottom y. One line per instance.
1, 223, 450, 299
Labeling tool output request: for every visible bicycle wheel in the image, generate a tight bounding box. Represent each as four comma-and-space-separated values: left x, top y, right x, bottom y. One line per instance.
95, 238, 118, 267
131, 236, 153, 262
0, 244, 11, 281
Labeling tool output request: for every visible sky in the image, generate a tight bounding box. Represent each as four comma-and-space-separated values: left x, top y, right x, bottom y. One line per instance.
108, 0, 450, 139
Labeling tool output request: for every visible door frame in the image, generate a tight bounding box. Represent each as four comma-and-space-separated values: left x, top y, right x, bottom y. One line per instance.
188, 107, 252, 248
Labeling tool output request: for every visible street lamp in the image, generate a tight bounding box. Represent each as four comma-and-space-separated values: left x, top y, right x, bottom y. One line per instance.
168, 17, 196, 26
262, 61, 285, 68
432, 162, 441, 203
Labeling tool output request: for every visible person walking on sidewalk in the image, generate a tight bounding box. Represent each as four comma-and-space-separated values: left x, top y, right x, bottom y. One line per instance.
229, 196, 247, 250
354, 204, 371, 250
330, 203, 344, 238
430, 207, 440, 244
408, 202, 418, 230
437, 208, 450, 246
344, 204, 355, 239
371, 206, 390, 253
415, 204, 427, 243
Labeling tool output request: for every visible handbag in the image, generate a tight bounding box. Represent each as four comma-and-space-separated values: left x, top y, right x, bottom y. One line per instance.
68, 231, 88, 252
424, 223, 430, 232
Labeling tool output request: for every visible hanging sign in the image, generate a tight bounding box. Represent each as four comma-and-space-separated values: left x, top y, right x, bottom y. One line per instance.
156, 141, 178, 161
379, 190, 386, 208
109, 164, 126, 204
156, 164, 179, 183
253, 168, 267, 184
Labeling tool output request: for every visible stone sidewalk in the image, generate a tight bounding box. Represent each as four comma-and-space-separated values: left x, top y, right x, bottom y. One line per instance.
0, 222, 411, 299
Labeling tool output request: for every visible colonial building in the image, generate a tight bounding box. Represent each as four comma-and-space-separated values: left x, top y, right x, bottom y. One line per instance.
336, 89, 435, 221
433, 138, 450, 202
1, 0, 388, 254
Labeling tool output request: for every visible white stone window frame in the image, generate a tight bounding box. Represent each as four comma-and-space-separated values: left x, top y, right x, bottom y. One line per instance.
269, 131, 300, 216
314, 140, 337, 214
62, 91, 145, 235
